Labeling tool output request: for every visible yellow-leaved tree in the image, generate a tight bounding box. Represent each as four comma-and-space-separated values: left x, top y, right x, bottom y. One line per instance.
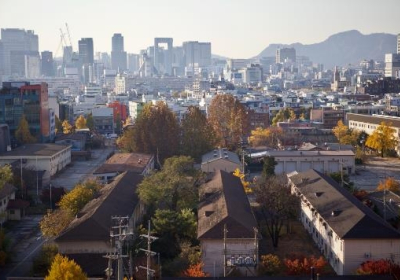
15, 114, 36, 144
75, 115, 87, 130
45, 254, 87, 280
248, 127, 283, 148
365, 121, 398, 158
376, 177, 400, 193
233, 168, 252, 193
62, 120, 73, 134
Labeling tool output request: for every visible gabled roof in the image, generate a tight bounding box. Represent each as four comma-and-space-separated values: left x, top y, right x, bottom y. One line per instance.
55, 172, 143, 242
347, 113, 400, 128
0, 183, 16, 199
201, 148, 241, 166
289, 169, 400, 239
197, 170, 257, 239
0, 143, 70, 157
267, 150, 355, 157
93, 152, 153, 174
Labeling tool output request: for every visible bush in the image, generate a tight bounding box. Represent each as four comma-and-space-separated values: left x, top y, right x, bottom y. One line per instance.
283, 254, 327, 275
259, 254, 281, 275
31, 244, 58, 276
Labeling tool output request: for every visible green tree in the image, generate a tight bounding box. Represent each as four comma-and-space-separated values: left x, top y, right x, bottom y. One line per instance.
86, 113, 94, 131
32, 244, 58, 276
116, 127, 136, 152
137, 156, 199, 211
45, 254, 87, 280
208, 94, 249, 149
365, 121, 398, 157
130, 102, 180, 162
0, 164, 13, 191
55, 115, 63, 134
115, 112, 122, 135
254, 175, 299, 248
181, 106, 217, 161
62, 120, 73, 134
74, 115, 87, 130
15, 114, 36, 144
262, 156, 277, 178
271, 108, 296, 126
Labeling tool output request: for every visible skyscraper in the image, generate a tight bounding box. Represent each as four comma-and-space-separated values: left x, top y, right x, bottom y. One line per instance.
397, 33, 400, 55
111, 34, 127, 72
78, 38, 94, 65
41, 51, 54, 77
276, 47, 296, 64
0, 28, 39, 76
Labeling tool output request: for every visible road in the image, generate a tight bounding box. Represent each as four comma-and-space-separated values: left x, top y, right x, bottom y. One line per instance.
51, 147, 114, 191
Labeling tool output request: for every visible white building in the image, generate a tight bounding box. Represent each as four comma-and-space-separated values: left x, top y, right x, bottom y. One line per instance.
114, 74, 126, 94
253, 150, 355, 175
385, 53, 400, 79
24, 54, 41, 78
288, 169, 400, 275
201, 148, 242, 173
0, 144, 71, 186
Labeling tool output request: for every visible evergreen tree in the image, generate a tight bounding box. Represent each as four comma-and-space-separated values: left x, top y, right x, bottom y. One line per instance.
86, 114, 94, 131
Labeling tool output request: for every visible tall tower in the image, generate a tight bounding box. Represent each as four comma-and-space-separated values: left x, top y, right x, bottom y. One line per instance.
397, 33, 400, 55
78, 38, 94, 65
111, 33, 127, 72
41, 51, 54, 77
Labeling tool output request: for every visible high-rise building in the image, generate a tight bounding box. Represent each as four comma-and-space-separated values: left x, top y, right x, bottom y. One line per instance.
0, 82, 51, 143
397, 33, 400, 55
154, 38, 173, 75
182, 41, 212, 70
41, 51, 54, 77
127, 54, 140, 73
111, 34, 127, 72
25, 54, 41, 78
385, 53, 400, 79
276, 47, 296, 64
0, 28, 39, 76
78, 38, 94, 65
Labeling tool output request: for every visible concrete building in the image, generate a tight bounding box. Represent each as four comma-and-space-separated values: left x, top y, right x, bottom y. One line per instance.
201, 148, 242, 173
183, 41, 212, 74
276, 47, 296, 63
111, 33, 127, 72
385, 53, 400, 79
198, 170, 258, 277
154, 37, 173, 75
347, 113, 400, 153
239, 64, 263, 84
93, 152, 154, 183
310, 108, 345, 129
251, 150, 355, 175
41, 51, 54, 77
0, 28, 39, 76
92, 107, 114, 135
288, 169, 400, 275
24, 54, 41, 78
0, 81, 52, 143
398, 33, 400, 55
0, 143, 71, 186
127, 53, 140, 73
128, 101, 145, 120
78, 38, 94, 65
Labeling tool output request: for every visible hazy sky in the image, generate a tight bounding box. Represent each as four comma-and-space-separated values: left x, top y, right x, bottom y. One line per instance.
0, 0, 399, 58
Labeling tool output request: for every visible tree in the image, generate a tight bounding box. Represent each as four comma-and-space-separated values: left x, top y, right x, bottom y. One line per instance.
260, 254, 282, 276
0, 164, 13, 191
356, 259, 393, 275
208, 94, 249, 149
181, 262, 209, 277
32, 244, 58, 277
0, 229, 11, 266
181, 106, 218, 161
332, 120, 349, 144
39, 209, 74, 238
130, 102, 180, 162
45, 254, 87, 280
75, 115, 87, 130
262, 156, 277, 179
254, 175, 299, 248
115, 112, 122, 135
86, 114, 94, 131
116, 127, 136, 152
248, 127, 283, 148
233, 168, 252, 193
15, 114, 36, 144
271, 108, 296, 126
137, 156, 199, 211
365, 122, 398, 157
55, 115, 63, 134
376, 177, 400, 193
62, 120, 73, 134
283, 254, 327, 275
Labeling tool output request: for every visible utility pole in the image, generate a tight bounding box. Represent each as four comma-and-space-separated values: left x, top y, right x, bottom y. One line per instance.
139, 220, 158, 280
223, 224, 227, 277
104, 216, 133, 280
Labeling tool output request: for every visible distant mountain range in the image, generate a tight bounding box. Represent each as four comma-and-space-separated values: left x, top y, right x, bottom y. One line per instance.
255, 30, 397, 69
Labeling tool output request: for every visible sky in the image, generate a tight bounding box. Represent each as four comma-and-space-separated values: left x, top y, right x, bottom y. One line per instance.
0, 0, 399, 59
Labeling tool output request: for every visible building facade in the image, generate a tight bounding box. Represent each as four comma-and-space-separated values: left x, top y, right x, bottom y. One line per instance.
111, 33, 127, 72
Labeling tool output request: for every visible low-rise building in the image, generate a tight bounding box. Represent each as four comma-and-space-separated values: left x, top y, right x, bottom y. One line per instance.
0, 144, 71, 186
93, 152, 154, 183
201, 148, 242, 173
288, 169, 400, 275
92, 107, 114, 135
198, 170, 258, 277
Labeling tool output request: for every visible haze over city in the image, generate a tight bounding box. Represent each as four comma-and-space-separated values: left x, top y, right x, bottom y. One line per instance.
0, 0, 399, 58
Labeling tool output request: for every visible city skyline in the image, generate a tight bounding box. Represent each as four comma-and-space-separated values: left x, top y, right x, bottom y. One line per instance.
0, 0, 399, 58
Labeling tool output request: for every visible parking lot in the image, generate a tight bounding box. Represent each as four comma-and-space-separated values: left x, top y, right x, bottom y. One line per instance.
350, 156, 400, 191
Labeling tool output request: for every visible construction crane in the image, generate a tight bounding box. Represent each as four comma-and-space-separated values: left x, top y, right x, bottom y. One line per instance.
65, 23, 73, 51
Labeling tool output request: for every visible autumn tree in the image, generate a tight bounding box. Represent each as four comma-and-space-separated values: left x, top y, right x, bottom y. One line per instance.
115, 112, 122, 135
260, 254, 282, 275
32, 244, 58, 276
74, 115, 87, 130
116, 127, 136, 152
356, 259, 394, 275
332, 120, 360, 146
15, 114, 36, 144
181, 106, 218, 161
283, 254, 327, 275
55, 115, 63, 134
208, 94, 249, 149
40, 209, 74, 237
62, 120, 73, 134
181, 262, 209, 277
365, 121, 398, 157
137, 156, 199, 212
254, 175, 299, 248
271, 108, 296, 126
86, 114, 94, 131
129, 102, 180, 162
262, 156, 277, 179
0, 164, 13, 191
376, 177, 400, 193
58, 185, 95, 216
233, 168, 252, 193
248, 127, 283, 148
45, 254, 87, 280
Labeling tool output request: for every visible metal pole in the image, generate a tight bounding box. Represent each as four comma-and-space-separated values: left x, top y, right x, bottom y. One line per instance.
223, 224, 227, 277
147, 220, 151, 280
20, 157, 23, 199
50, 184, 52, 210
118, 220, 123, 280
36, 156, 39, 197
